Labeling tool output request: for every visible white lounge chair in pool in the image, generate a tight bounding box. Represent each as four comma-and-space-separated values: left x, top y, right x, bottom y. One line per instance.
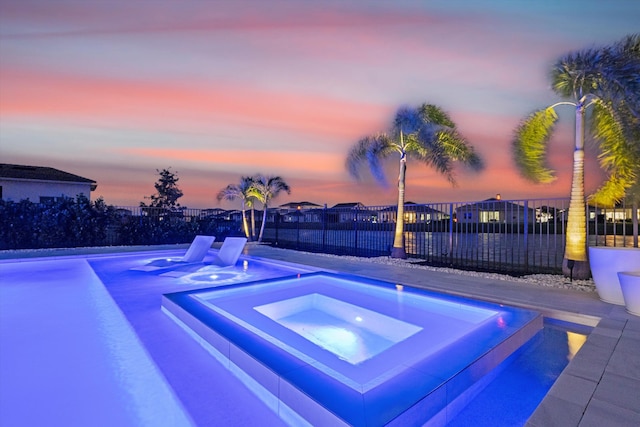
209, 237, 248, 266
130, 235, 216, 272
160, 237, 248, 277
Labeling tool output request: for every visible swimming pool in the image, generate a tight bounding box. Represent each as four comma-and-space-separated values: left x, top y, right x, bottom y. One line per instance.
0, 248, 592, 426
162, 271, 543, 426
127, 251, 319, 286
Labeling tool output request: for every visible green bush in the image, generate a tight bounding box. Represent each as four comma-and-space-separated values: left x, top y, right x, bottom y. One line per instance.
0, 197, 242, 250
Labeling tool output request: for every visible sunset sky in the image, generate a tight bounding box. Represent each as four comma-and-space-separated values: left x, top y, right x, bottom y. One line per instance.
1, 0, 638, 209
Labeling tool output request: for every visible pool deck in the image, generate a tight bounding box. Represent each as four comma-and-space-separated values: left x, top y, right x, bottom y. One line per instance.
1, 244, 639, 426
241, 245, 640, 427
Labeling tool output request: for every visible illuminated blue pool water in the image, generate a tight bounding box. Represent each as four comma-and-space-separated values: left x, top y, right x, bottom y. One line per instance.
254, 293, 425, 365
163, 272, 543, 426
126, 251, 317, 286
1, 251, 589, 426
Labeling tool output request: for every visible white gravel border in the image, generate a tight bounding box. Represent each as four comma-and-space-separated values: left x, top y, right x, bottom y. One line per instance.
282, 249, 596, 293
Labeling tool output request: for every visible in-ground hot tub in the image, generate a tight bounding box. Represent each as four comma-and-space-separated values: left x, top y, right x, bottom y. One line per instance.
162, 272, 542, 426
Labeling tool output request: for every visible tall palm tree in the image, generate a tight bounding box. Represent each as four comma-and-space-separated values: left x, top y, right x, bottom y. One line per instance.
513, 34, 640, 279
347, 103, 483, 259
249, 175, 291, 242
216, 176, 255, 240
249, 195, 258, 241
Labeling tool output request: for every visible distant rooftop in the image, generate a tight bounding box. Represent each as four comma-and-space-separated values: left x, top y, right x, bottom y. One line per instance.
331, 202, 365, 209
279, 201, 322, 209
0, 164, 97, 190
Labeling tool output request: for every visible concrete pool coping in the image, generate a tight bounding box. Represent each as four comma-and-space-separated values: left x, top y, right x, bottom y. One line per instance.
1, 243, 639, 426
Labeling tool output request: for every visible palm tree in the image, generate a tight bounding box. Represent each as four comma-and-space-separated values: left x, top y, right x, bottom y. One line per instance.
347, 103, 483, 259
249, 196, 258, 241
248, 175, 291, 242
216, 176, 255, 240
513, 34, 640, 279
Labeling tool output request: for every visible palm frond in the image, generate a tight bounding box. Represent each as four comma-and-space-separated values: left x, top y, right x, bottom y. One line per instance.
393, 107, 422, 137
591, 102, 636, 174
249, 174, 291, 204
346, 134, 395, 185
417, 103, 456, 127
217, 176, 257, 204
410, 130, 482, 184
589, 100, 640, 205
404, 104, 482, 184
437, 129, 483, 171
407, 134, 452, 181
551, 48, 602, 99
512, 108, 558, 183
600, 34, 640, 115
216, 184, 241, 202
551, 33, 640, 115
589, 177, 628, 207
625, 180, 640, 204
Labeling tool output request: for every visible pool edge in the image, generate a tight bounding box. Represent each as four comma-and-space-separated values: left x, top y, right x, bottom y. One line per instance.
162, 272, 543, 426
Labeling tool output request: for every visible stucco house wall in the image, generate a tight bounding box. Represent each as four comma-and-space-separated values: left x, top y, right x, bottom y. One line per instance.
0, 164, 96, 203
0, 179, 94, 202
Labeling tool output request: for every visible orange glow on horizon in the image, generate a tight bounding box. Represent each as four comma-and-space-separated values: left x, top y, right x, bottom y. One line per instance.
120, 147, 344, 176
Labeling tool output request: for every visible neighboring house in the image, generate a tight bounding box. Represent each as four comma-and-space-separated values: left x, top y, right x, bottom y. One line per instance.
329, 202, 377, 223
278, 201, 324, 223
227, 210, 246, 223
0, 163, 97, 203
588, 203, 639, 223
278, 201, 323, 212
284, 209, 326, 223
331, 202, 366, 210
378, 202, 446, 224
455, 197, 536, 224
201, 208, 230, 220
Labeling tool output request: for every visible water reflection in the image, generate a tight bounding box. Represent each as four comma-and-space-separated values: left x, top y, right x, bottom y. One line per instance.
446, 323, 591, 426
566, 331, 587, 361
176, 260, 312, 287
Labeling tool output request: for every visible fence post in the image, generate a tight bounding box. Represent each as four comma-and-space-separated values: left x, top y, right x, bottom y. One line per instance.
354, 206, 359, 255
523, 200, 529, 272
296, 210, 300, 249
275, 211, 279, 246
322, 204, 327, 251
634, 201, 639, 248
448, 203, 454, 263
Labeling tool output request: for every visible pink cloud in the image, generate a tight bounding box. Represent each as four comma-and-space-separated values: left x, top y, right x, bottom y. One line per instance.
0, 66, 387, 142
120, 147, 344, 177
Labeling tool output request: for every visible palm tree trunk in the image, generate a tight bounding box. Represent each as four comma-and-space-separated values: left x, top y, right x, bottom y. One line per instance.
251, 206, 256, 241
241, 204, 250, 240
258, 203, 268, 242
633, 200, 638, 248
391, 151, 407, 259
563, 101, 590, 279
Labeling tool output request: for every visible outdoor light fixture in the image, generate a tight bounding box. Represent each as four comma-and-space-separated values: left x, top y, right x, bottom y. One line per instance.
567, 259, 575, 282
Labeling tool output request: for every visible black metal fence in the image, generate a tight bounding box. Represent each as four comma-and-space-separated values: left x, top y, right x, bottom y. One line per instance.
103, 205, 240, 246
2, 197, 637, 275
261, 198, 638, 275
